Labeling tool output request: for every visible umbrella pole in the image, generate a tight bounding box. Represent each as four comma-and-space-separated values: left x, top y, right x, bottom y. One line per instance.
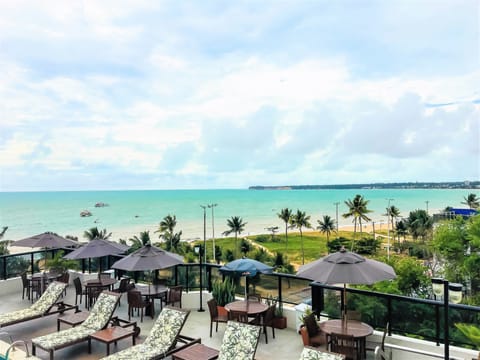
343, 284, 347, 324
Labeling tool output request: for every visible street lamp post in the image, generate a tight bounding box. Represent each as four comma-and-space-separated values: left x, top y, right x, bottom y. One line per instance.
200, 205, 207, 264
386, 198, 394, 260
334, 202, 340, 233
194, 245, 205, 312
208, 203, 218, 263
431, 278, 463, 360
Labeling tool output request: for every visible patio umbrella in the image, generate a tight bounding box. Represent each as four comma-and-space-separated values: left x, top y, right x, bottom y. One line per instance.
63, 238, 129, 260
111, 244, 184, 294
12, 232, 79, 292
296, 247, 396, 319
219, 258, 274, 299
63, 238, 130, 273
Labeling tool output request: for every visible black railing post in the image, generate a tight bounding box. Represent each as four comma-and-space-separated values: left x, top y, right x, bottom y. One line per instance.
30, 253, 34, 276
277, 274, 282, 304
387, 297, 392, 336
435, 303, 441, 346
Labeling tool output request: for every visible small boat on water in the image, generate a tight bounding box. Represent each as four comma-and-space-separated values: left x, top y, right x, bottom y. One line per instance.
80, 210, 92, 217
95, 202, 108, 207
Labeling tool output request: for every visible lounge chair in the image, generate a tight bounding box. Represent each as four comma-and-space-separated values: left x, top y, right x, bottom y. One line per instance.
299, 346, 346, 360
216, 320, 261, 360
0, 281, 76, 329
101, 306, 196, 360
32, 290, 121, 360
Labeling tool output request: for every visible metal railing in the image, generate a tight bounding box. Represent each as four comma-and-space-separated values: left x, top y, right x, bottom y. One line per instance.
1, 249, 479, 350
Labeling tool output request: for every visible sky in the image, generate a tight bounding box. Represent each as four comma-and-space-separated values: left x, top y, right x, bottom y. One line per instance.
0, 0, 479, 191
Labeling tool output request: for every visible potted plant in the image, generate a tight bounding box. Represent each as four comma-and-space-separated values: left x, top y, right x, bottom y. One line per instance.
45, 251, 77, 274
212, 278, 236, 316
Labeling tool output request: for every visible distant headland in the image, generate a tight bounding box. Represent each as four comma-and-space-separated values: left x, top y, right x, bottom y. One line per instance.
249, 181, 480, 190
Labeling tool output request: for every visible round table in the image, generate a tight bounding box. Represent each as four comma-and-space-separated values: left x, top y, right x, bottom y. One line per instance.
225, 300, 268, 316
319, 319, 373, 359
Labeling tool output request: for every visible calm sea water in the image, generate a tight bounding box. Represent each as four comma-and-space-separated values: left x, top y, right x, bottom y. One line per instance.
0, 189, 474, 242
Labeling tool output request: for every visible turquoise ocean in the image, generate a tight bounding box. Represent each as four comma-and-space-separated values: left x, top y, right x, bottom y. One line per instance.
0, 189, 475, 244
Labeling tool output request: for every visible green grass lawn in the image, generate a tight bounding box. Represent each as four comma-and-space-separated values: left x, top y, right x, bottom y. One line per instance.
194, 229, 373, 267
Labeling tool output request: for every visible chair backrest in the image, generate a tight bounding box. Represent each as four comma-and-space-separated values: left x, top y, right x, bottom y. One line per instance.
144, 307, 190, 352
82, 291, 121, 331
31, 281, 67, 314
73, 277, 83, 294
207, 298, 218, 319
99, 272, 111, 280
21, 272, 29, 287
229, 310, 249, 323
299, 346, 346, 360
346, 310, 361, 321
125, 283, 136, 292
58, 272, 69, 284
264, 303, 276, 325
247, 294, 261, 302
118, 277, 130, 292
168, 285, 183, 303
329, 332, 357, 360
127, 290, 144, 308
218, 321, 261, 360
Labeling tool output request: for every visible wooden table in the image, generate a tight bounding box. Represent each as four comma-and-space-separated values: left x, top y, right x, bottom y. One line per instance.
136, 284, 168, 316
319, 319, 373, 360
57, 311, 89, 331
89, 326, 135, 356
172, 343, 219, 360
225, 300, 268, 317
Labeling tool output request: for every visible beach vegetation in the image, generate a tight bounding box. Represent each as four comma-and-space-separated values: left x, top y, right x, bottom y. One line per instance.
155, 214, 180, 251
222, 216, 247, 258
126, 230, 151, 253
316, 215, 336, 245
462, 193, 480, 209
83, 226, 112, 241
45, 250, 78, 273
277, 208, 293, 250
342, 194, 372, 249
405, 209, 433, 241
240, 238, 251, 257
0, 226, 10, 255
386, 204, 401, 237
290, 209, 312, 265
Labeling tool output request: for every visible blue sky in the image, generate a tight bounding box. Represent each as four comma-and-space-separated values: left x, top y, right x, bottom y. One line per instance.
1, 0, 479, 191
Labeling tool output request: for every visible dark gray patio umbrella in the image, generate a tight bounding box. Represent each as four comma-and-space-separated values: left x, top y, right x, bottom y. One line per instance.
12, 232, 78, 249
63, 238, 129, 260
111, 244, 183, 272
297, 247, 396, 319
111, 244, 183, 295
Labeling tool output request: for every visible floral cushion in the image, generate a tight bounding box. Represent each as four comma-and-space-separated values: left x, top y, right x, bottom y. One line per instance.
32, 325, 95, 350
82, 292, 120, 330
102, 307, 189, 360
31, 282, 67, 313
299, 347, 346, 360
0, 308, 43, 326
0, 282, 66, 327
218, 321, 261, 360
32, 292, 119, 351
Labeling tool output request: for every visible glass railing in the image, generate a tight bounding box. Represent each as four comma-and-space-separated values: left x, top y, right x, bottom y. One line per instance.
1, 249, 479, 349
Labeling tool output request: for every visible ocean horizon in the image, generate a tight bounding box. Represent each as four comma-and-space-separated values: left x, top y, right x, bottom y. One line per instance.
0, 188, 476, 244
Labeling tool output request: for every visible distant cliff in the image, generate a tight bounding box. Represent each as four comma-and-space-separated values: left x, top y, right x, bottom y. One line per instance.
249, 181, 480, 190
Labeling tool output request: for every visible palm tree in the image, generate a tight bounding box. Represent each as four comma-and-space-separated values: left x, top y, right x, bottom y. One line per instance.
83, 227, 112, 240
0, 227, 10, 256
395, 219, 408, 243
223, 216, 247, 258
155, 214, 177, 249
128, 230, 151, 253
317, 215, 336, 246
290, 210, 311, 265
405, 209, 433, 242
462, 193, 480, 209
277, 208, 293, 250
0, 226, 7, 239
342, 194, 372, 236
385, 205, 401, 238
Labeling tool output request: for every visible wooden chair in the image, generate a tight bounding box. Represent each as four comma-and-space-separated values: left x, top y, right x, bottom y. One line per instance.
112, 277, 130, 306
207, 298, 228, 337
98, 272, 111, 281
300, 313, 327, 347
127, 290, 151, 322
329, 332, 359, 360
21, 272, 31, 300
73, 277, 87, 305
57, 272, 69, 296
229, 310, 249, 323
247, 293, 261, 302
258, 303, 276, 343
165, 285, 183, 308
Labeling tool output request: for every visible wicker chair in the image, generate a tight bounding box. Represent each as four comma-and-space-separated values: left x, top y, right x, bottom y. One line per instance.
207, 298, 228, 337
229, 310, 249, 323
165, 285, 183, 308
73, 277, 87, 305
21, 272, 31, 300
328, 332, 359, 360
251, 303, 276, 343
127, 290, 151, 322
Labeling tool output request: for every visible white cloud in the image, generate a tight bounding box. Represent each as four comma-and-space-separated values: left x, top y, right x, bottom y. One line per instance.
0, 1, 478, 191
